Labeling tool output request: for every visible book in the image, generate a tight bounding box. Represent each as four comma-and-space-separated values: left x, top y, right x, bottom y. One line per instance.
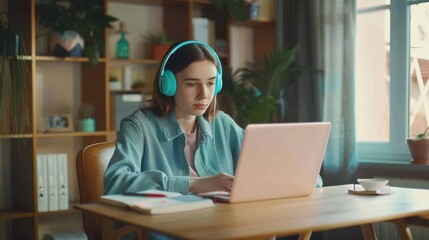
57, 153, 69, 210
47, 154, 59, 211
37, 154, 48, 212
101, 190, 214, 215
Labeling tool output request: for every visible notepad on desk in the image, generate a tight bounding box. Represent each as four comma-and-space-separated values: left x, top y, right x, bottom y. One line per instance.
100, 190, 214, 215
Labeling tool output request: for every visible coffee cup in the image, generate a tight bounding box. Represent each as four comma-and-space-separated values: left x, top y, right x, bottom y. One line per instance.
357, 178, 389, 191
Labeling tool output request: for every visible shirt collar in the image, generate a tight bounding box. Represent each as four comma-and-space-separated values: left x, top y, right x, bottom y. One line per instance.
161, 110, 213, 141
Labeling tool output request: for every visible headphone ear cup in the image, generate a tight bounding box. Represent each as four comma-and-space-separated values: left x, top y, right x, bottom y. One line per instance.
160, 70, 177, 96
215, 74, 223, 95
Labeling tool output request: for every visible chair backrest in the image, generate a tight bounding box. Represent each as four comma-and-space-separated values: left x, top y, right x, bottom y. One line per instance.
76, 142, 115, 240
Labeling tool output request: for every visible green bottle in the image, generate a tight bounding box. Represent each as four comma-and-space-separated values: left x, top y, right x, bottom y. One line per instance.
116, 22, 129, 59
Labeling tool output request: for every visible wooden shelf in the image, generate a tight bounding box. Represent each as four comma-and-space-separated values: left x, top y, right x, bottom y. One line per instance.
36, 131, 109, 138
39, 202, 80, 216
108, 58, 160, 65
173, 0, 212, 4
35, 56, 106, 63
110, 89, 153, 94
0, 134, 33, 139
230, 19, 275, 27
109, 0, 161, 5
0, 211, 34, 220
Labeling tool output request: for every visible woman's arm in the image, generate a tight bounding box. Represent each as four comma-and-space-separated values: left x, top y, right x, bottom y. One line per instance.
189, 173, 234, 193
104, 116, 190, 195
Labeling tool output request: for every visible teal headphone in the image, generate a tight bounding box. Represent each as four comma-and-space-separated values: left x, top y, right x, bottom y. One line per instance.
159, 40, 223, 97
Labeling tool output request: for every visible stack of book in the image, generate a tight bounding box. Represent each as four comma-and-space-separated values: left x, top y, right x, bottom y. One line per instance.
37, 153, 69, 212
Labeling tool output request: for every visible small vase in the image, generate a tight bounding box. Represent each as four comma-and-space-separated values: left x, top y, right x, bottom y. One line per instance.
153, 44, 171, 60
116, 32, 129, 59
50, 30, 84, 57
79, 118, 95, 132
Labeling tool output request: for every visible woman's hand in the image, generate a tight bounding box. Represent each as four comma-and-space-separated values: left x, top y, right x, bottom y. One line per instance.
189, 173, 234, 193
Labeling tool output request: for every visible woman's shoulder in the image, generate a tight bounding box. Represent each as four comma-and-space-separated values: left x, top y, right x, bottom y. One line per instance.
122, 107, 158, 126
215, 111, 243, 130
215, 111, 235, 123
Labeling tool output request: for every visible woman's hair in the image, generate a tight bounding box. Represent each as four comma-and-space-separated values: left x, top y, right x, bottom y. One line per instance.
149, 41, 220, 121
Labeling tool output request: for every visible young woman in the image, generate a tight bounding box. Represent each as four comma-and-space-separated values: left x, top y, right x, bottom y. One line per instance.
104, 40, 244, 195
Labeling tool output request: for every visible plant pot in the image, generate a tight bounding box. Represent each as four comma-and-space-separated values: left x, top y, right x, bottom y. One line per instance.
407, 139, 429, 164
152, 44, 171, 60
50, 30, 84, 57
110, 81, 122, 91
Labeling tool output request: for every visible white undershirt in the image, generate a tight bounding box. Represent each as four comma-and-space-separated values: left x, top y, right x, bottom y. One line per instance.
184, 127, 199, 177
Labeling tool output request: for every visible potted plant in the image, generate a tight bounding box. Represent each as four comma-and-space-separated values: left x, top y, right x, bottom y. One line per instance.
0, 12, 30, 135
143, 31, 174, 60
407, 126, 429, 164
132, 80, 146, 91
36, 0, 117, 65
223, 46, 303, 127
109, 75, 121, 91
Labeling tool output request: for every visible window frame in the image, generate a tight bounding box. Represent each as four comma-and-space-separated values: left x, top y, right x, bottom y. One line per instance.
357, 0, 414, 163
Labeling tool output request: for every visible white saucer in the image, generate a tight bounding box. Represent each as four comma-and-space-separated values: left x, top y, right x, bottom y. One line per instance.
348, 185, 393, 195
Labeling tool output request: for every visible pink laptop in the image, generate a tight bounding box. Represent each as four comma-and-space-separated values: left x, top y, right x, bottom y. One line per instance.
208, 122, 331, 203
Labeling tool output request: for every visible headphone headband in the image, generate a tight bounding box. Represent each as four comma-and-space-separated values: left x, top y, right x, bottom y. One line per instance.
159, 40, 223, 96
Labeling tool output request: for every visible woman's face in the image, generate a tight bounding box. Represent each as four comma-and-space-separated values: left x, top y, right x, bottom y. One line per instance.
173, 60, 217, 119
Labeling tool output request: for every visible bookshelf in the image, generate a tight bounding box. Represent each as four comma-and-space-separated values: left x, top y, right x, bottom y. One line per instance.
0, 0, 275, 238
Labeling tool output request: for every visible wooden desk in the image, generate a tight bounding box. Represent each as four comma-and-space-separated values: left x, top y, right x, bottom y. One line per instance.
75, 185, 429, 240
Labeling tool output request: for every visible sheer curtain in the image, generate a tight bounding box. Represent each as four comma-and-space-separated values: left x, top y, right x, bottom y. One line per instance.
278, 0, 357, 185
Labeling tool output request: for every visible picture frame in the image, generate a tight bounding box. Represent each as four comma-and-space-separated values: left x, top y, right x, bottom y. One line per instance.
44, 114, 74, 132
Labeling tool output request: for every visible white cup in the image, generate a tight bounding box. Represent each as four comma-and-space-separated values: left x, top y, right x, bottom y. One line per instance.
357, 178, 389, 191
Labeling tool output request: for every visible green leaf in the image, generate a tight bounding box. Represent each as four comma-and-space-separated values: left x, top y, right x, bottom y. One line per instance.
414, 126, 429, 141
213, 0, 247, 21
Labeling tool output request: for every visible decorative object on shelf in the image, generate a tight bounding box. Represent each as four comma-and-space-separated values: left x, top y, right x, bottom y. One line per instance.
143, 31, 174, 60
407, 126, 429, 164
222, 46, 306, 127
78, 104, 95, 132
116, 21, 129, 59
36, 0, 118, 64
50, 30, 84, 57
0, 12, 30, 135
44, 114, 74, 133
248, 1, 260, 20
109, 75, 121, 91
132, 80, 146, 91
122, 66, 132, 90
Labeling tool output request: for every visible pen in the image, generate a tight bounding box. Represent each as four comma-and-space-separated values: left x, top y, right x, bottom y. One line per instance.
123, 192, 167, 198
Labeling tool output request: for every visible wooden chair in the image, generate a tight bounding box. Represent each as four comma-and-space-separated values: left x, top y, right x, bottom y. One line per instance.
76, 142, 145, 240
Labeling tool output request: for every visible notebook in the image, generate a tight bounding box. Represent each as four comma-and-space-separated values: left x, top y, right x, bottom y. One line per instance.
203, 122, 331, 203
101, 190, 214, 214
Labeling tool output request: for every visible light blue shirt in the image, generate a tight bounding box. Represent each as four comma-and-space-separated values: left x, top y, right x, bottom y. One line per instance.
104, 108, 244, 195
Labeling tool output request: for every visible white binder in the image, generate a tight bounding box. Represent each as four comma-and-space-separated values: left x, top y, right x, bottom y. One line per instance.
57, 153, 69, 210
47, 154, 59, 211
37, 154, 48, 212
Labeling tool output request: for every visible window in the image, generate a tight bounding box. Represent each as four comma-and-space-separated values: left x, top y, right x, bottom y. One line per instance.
355, 0, 429, 162
409, 2, 429, 136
